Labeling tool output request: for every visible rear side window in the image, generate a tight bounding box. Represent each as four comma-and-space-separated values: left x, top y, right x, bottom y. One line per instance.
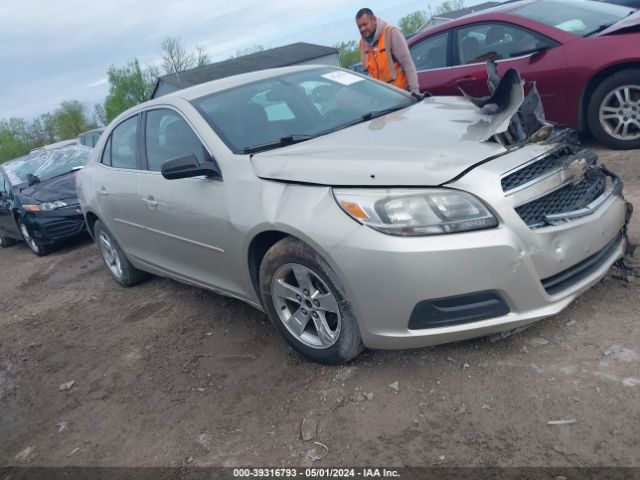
145, 109, 208, 172
108, 116, 139, 169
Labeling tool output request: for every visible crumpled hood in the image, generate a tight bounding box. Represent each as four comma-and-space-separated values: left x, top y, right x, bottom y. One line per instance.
598, 10, 640, 35
251, 97, 509, 187
18, 171, 79, 203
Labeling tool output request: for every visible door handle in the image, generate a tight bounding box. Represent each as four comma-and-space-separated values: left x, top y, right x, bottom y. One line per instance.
97, 187, 109, 196
455, 76, 478, 83
142, 196, 159, 208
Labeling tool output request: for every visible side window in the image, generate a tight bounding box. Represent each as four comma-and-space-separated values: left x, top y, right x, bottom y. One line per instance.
410, 32, 449, 71
145, 109, 208, 172
0, 172, 6, 194
110, 116, 139, 169
100, 137, 112, 166
456, 23, 550, 65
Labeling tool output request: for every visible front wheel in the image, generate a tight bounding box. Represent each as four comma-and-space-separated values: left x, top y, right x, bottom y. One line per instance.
18, 220, 49, 256
94, 220, 147, 287
259, 237, 364, 365
587, 70, 640, 150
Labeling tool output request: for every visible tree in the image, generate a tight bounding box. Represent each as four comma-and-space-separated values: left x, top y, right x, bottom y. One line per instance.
195, 45, 211, 67
103, 59, 158, 122
160, 37, 197, 74
398, 10, 429, 35
334, 41, 361, 68
51, 100, 95, 140
93, 104, 106, 127
435, 0, 465, 14
39, 113, 56, 144
0, 118, 32, 163
229, 45, 265, 60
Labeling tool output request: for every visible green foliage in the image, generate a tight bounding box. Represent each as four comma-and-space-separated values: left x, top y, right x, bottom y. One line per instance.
104, 59, 158, 123
0, 118, 32, 163
51, 101, 95, 140
398, 10, 429, 35
0, 104, 94, 163
334, 41, 361, 68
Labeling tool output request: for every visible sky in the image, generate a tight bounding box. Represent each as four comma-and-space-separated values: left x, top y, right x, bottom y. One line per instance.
0, 0, 461, 122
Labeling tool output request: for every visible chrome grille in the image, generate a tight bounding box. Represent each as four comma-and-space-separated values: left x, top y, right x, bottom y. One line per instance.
515, 169, 606, 227
501, 146, 574, 192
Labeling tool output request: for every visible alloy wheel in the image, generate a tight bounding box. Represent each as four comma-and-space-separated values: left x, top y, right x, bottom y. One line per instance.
98, 231, 123, 279
20, 223, 40, 254
599, 84, 640, 141
270, 263, 342, 349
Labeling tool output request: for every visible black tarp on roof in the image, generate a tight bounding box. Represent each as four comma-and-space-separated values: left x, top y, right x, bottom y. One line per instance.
151, 42, 339, 98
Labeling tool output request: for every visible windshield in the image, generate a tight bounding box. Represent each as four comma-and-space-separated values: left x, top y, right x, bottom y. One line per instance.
3, 145, 91, 185
512, 0, 633, 36
191, 67, 414, 153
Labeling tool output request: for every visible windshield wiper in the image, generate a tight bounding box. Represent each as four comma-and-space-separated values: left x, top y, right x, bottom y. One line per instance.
586, 22, 616, 36
361, 104, 412, 122
243, 134, 316, 154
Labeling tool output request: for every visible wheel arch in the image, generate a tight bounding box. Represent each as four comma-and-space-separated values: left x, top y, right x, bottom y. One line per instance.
247, 230, 290, 301
84, 211, 101, 239
579, 62, 640, 130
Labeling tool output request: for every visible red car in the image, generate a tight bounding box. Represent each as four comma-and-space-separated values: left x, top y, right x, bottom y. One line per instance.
408, 0, 640, 149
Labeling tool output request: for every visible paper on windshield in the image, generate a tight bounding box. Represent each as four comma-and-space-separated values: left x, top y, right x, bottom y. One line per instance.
322, 71, 365, 86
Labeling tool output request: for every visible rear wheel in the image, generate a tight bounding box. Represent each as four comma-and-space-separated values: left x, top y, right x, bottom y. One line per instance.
587, 70, 640, 150
18, 220, 49, 256
94, 220, 147, 287
259, 237, 364, 364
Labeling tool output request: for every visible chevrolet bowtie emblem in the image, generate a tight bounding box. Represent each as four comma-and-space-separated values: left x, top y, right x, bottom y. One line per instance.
563, 157, 588, 186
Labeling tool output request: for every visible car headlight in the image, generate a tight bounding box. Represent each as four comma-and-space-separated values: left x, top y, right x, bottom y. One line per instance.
23, 201, 69, 212
333, 188, 498, 236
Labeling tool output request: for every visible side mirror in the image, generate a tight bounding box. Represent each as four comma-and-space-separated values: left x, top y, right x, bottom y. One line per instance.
27, 174, 40, 186
161, 154, 221, 180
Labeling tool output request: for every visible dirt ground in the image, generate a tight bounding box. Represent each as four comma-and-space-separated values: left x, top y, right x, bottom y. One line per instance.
1, 141, 639, 469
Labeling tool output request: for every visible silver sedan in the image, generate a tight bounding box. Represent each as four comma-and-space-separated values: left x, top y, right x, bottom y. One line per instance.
76, 65, 630, 364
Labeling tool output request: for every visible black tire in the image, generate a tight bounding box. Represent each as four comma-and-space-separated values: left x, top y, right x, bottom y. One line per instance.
587, 69, 640, 150
259, 237, 364, 365
0, 230, 17, 248
18, 220, 49, 256
93, 220, 147, 287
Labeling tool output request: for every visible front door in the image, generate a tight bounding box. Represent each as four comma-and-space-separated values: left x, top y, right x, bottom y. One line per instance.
0, 171, 19, 239
409, 31, 454, 94
129, 108, 238, 293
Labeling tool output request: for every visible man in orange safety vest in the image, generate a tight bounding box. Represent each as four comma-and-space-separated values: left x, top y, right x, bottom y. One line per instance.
356, 7, 420, 96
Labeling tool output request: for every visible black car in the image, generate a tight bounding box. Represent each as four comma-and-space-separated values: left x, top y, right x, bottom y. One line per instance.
0, 145, 91, 256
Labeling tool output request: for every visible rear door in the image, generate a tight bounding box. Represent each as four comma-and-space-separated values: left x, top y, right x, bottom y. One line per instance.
94, 114, 145, 252
451, 21, 569, 124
